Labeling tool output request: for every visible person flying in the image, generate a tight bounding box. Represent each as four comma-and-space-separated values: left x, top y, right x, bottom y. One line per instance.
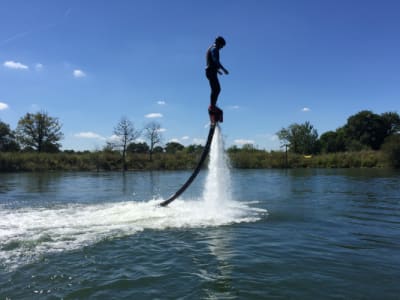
205, 36, 229, 107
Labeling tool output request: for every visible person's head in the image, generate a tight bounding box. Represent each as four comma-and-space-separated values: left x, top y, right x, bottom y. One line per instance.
215, 36, 226, 49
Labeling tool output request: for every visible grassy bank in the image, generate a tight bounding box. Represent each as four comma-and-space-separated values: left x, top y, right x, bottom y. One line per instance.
228, 149, 387, 169
0, 149, 392, 172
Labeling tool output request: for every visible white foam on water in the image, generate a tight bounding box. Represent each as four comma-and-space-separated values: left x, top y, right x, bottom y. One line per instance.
0, 125, 266, 270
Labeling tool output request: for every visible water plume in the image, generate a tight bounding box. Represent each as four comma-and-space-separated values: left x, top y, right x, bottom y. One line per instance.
203, 125, 233, 209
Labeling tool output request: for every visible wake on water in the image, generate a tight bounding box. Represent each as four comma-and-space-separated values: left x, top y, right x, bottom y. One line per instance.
0, 125, 266, 269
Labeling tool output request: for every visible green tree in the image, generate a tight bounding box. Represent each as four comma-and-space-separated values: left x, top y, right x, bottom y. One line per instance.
0, 121, 20, 151
382, 134, 400, 168
165, 142, 184, 154
185, 144, 204, 154
319, 129, 346, 153
277, 121, 319, 154
344, 110, 386, 150
16, 111, 63, 152
127, 142, 149, 153
153, 146, 164, 153
381, 111, 400, 136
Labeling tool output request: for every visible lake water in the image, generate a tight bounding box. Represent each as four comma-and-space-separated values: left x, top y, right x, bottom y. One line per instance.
1, 165, 400, 298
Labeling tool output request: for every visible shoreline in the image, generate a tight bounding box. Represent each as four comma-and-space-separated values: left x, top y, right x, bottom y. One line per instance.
0, 150, 394, 172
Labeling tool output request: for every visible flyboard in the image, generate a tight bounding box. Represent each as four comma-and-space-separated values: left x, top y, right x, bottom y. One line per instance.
159, 106, 223, 207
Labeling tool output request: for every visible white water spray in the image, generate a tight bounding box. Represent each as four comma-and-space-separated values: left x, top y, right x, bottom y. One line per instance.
0, 125, 267, 270
203, 125, 232, 208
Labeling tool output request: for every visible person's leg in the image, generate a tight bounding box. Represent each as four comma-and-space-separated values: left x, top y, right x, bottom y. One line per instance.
206, 70, 221, 106
210, 76, 221, 106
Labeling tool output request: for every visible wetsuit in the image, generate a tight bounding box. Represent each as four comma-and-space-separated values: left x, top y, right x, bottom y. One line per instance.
205, 45, 222, 106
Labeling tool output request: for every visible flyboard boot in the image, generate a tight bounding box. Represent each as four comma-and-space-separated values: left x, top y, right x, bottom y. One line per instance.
208, 105, 223, 125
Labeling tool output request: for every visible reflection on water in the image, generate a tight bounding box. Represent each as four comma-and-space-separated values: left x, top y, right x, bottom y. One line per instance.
206, 228, 235, 298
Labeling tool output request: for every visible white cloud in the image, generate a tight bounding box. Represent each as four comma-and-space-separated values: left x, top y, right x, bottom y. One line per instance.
192, 138, 205, 145
234, 139, 255, 145
157, 100, 166, 105
269, 134, 279, 141
145, 113, 163, 118
157, 128, 166, 132
229, 105, 240, 109
107, 134, 121, 143
0, 102, 9, 110
135, 138, 145, 143
73, 69, 86, 78
301, 107, 310, 112
181, 136, 189, 140
29, 104, 41, 112
259, 133, 279, 141
169, 138, 180, 143
74, 132, 105, 140
35, 63, 43, 71
3, 60, 28, 70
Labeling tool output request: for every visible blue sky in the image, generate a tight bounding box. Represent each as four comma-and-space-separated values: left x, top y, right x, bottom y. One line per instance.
1, 0, 399, 151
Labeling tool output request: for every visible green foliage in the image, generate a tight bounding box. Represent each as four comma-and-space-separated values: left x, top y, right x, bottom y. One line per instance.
319, 129, 346, 153
165, 142, 184, 154
127, 142, 149, 153
0, 148, 388, 172
153, 146, 164, 153
0, 121, 20, 152
382, 135, 400, 168
185, 144, 204, 154
1, 109, 398, 171
344, 110, 386, 150
15, 111, 63, 152
381, 112, 400, 136
277, 121, 319, 154
342, 110, 400, 150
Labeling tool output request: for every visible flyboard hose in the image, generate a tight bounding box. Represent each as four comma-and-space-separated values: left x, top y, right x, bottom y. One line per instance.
159, 123, 217, 207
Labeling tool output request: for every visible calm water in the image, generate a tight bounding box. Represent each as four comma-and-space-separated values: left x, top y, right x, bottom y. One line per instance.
1, 168, 399, 299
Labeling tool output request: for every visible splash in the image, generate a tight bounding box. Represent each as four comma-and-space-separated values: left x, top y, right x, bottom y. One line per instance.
203, 125, 233, 209
0, 126, 266, 270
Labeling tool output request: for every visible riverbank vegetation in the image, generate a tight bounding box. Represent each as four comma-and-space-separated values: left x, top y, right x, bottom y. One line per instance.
0, 147, 394, 171
1, 110, 399, 171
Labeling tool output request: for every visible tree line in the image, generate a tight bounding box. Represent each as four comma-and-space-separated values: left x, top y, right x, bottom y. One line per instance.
275, 110, 400, 168
0, 112, 205, 171
1, 109, 400, 170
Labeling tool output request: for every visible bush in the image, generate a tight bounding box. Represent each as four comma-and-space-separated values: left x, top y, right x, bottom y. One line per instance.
382, 135, 400, 168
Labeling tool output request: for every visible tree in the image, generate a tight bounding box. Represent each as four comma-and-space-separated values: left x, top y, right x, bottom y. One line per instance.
153, 146, 164, 153
381, 112, 400, 136
344, 110, 385, 150
185, 144, 204, 154
277, 121, 319, 154
16, 111, 63, 152
143, 121, 163, 161
110, 117, 141, 171
127, 142, 149, 153
382, 134, 400, 168
319, 129, 346, 153
0, 121, 20, 152
165, 142, 184, 154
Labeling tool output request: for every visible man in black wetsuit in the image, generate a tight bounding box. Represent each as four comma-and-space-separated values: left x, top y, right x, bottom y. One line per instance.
206, 36, 229, 108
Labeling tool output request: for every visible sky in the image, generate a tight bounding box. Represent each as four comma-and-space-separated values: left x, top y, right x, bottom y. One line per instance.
1, 0, 399, 151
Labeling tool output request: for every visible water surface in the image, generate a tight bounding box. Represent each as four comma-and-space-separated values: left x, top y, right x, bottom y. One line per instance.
0, 168, 399, 299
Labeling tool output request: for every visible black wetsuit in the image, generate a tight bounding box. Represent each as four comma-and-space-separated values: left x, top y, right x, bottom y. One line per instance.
205, 45, 222, 106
